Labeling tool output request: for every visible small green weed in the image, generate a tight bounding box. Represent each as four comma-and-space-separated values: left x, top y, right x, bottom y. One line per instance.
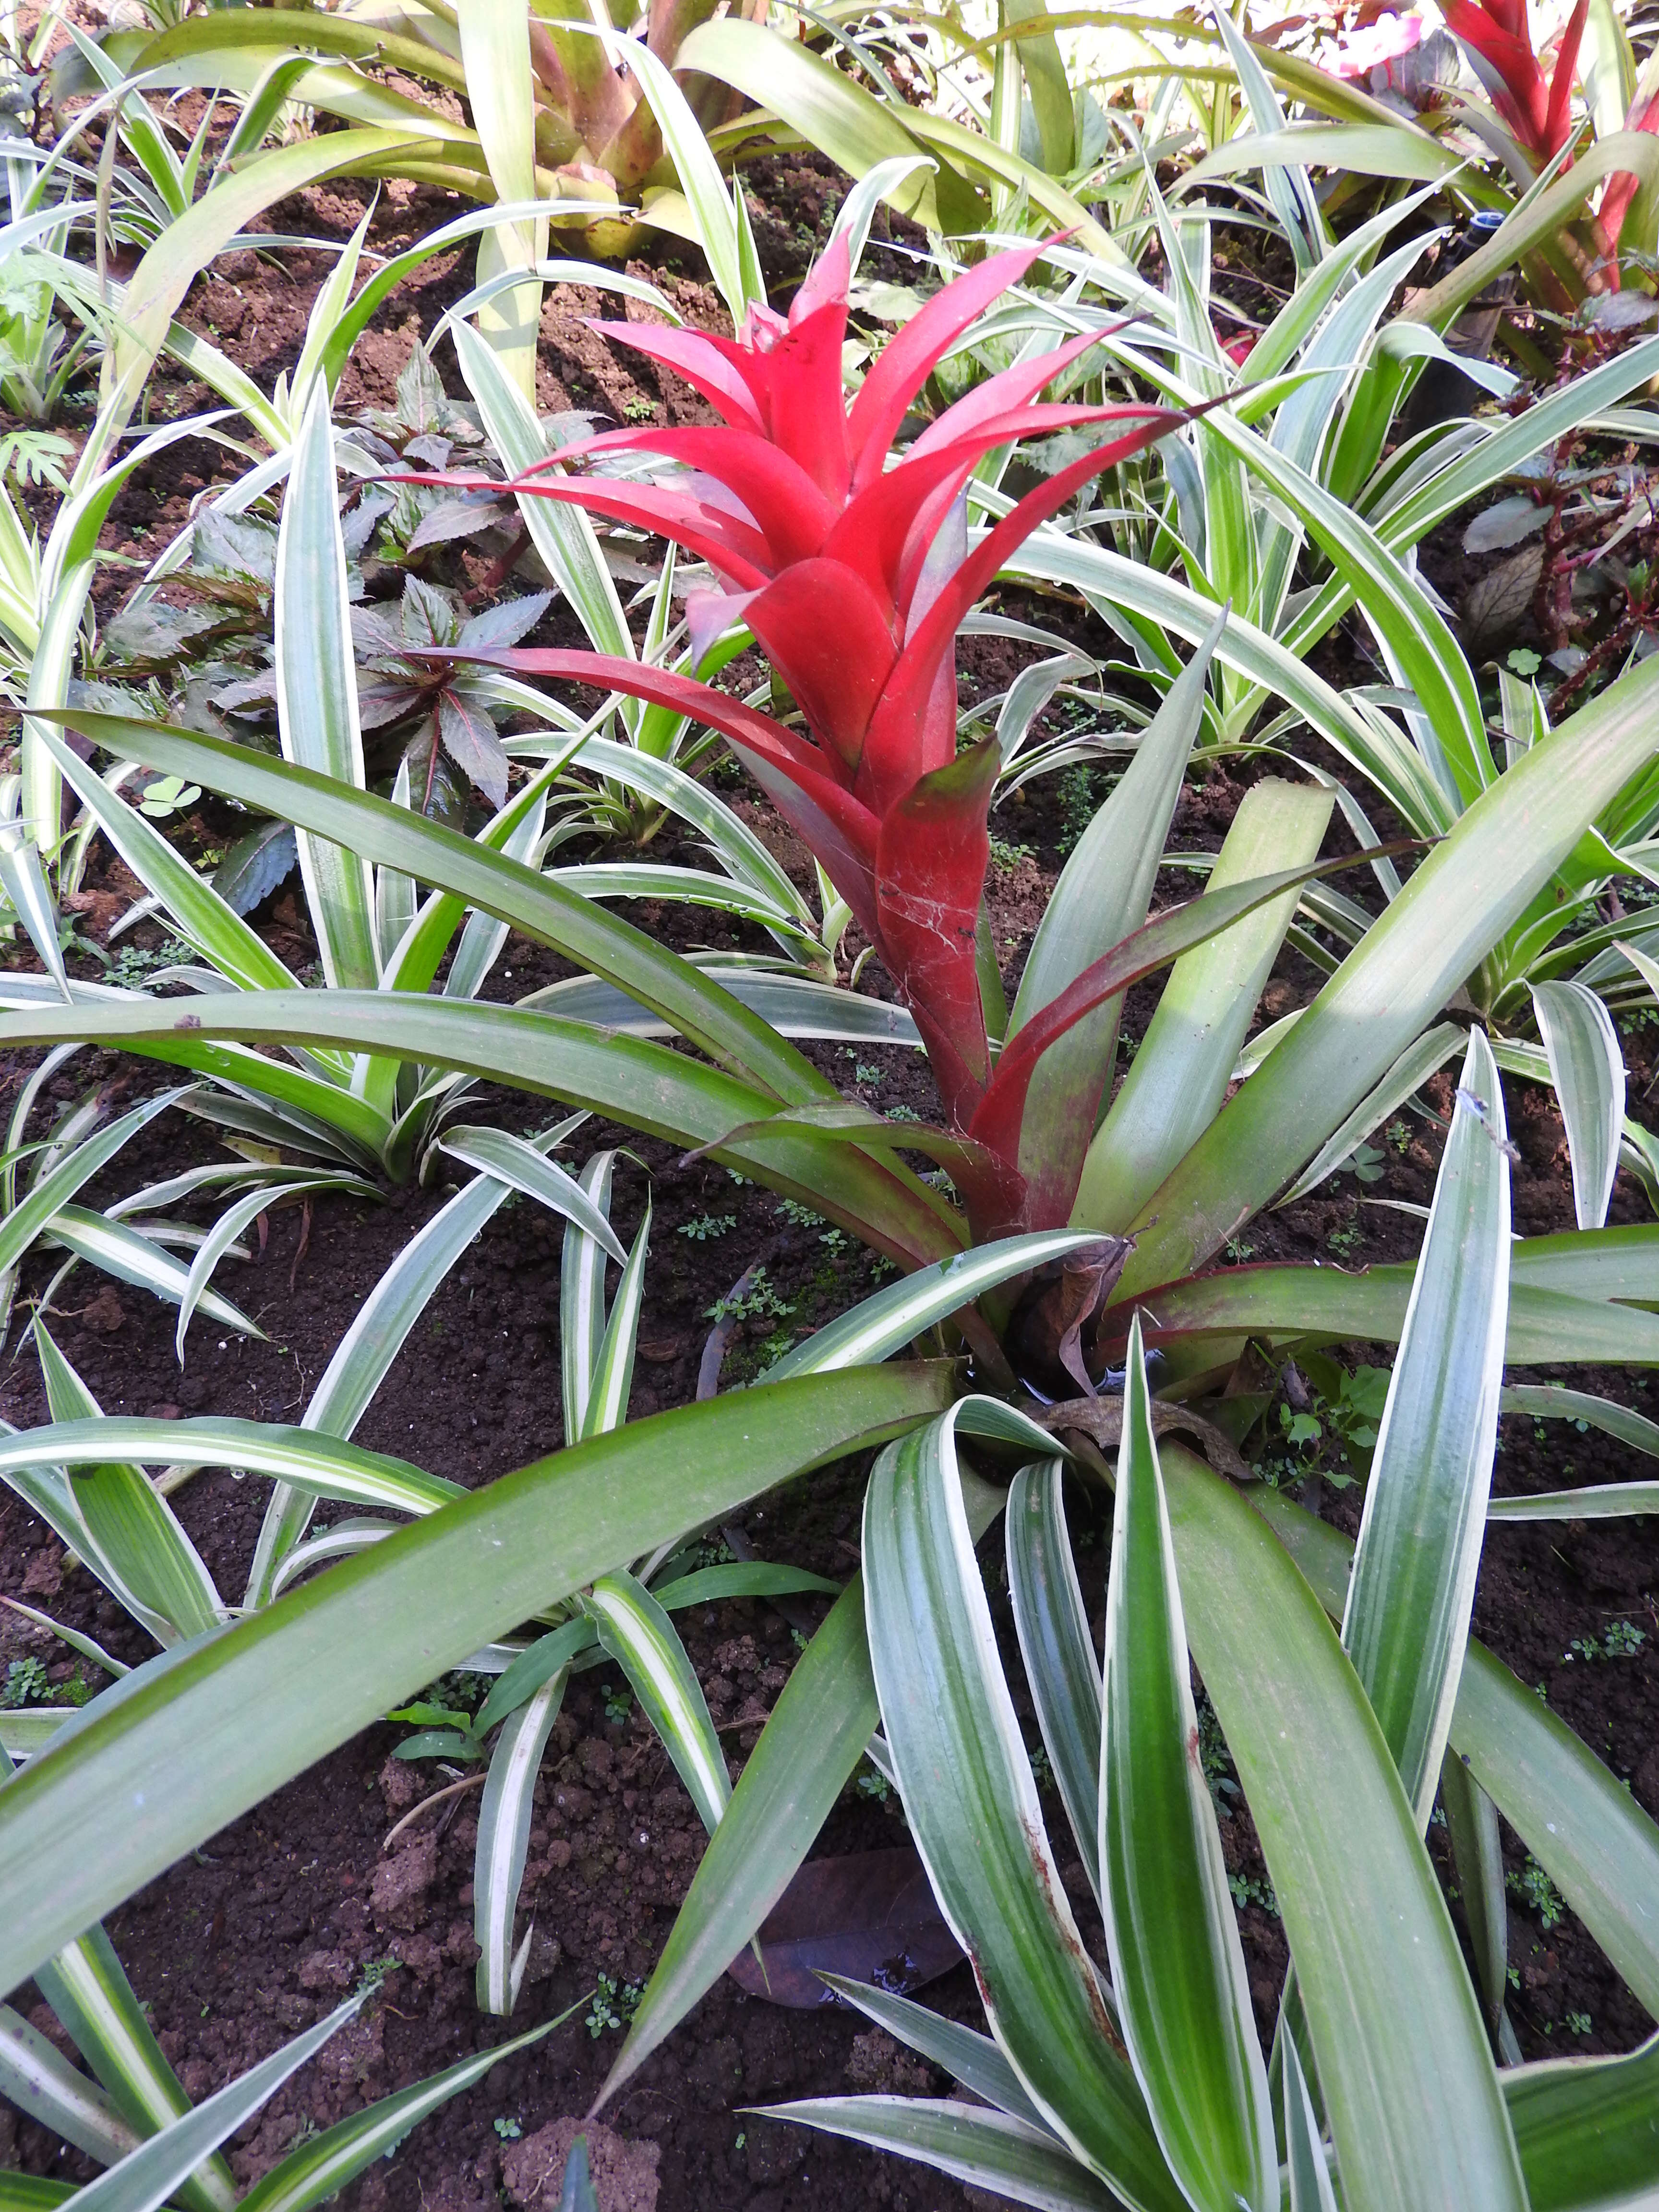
493, 2118, 523, 2141
704, 1267, 794, 1325
988, 835, 1033, 873
1228, 1873, 1279, 1917
1508, 1856, 1566, 1930
677, 1213, 736, 1242
1566, 1620, 1647, 1663
1326, 1219, 1364, 1261
585, 1973, 643, 2038
601, 1682, 634, 1725
0, 1656, 51, 1707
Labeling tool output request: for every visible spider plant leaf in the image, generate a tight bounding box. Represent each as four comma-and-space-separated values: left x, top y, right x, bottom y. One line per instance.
0, 1419, 460, 1516
556, 736, 814, 927
1006, 1461, 1101, 1904
1488, 1482, 1659, 1519
40, 1210, 263, 1339
1161, 1445, 1528, 2212
238, 2008, 574, 2212
576, 25, 744, 324
45, 711, 836, 1110
246, 1125, 578, 1606
1501, 1381, 1659, 1453
1110, 1261, 1659, 1370
597, 1580, 876, 2106
1440, 1753, 1514, 2059
1531, 981, 1625, 1230
451, 322, 632, 664
1248, 1486, 1659, 2024
817, 1978, 1053, 2133
0, 2003, 140, 2169
751, 2097, 1124, 2209
34, 1325, 223, 1647
1102, 1317, 1275, 2212
1007, 611, 1220, 1221
472, 1618, 598, 1738
676, 19, 942, 230
1078, 775, 1334, 1231
0, 826, 69, 998
474, 1671, 567, 2015
1341, 1028, 1510, 1822
1274, 1022, 1464, 1208
762, 1230, 1104, 1382
1108, 622, 1659, 1303
0, 1089, 185, 1281
863, 1405, 1181, 2208
650, 1563, 841, 1610
561, 1149, 616, 1446
0, 987, 963, 1273
174, 1178, 348, 1365
1502, 2033, 1659, 2211
439, 1127, 625, 1263
0, 1366, 956, 1996
1282, 2031, 1338, 2212
276, 383, 378, 991
585, 1568, 729, 1831
457, 0, 540, 401
53, 1997, 368, 2212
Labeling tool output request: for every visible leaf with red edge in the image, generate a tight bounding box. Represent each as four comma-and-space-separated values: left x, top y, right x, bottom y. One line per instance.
742, 561, 897, 781
907, 327, 1111, 458
863, 408, 1193, 781
873, 736, 1000, 1129
967, 857, 1410, 1225
845, 237, 1059, 488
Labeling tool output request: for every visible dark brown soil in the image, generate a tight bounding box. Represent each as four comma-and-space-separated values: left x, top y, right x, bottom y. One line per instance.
3, 119, 1659, 2212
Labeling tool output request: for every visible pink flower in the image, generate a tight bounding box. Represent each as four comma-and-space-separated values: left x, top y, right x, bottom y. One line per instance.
1331, 11, 1425, 78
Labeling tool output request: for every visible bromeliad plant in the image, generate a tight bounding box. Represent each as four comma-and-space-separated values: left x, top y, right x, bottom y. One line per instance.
404, 235, 1222, 1195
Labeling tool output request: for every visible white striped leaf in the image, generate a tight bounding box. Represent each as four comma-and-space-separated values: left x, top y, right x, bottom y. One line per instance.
0, 1090, 184, 1279
820, 1978, 1054, 2134
0, 2003, 141, 2168
175, 1178, 349, 1363
238, 2009, 572, 2212
752, 2098, 1124, 2211
863, 1406, 1181, 2210
1283, 2032, 1338, 2212
0, 1368, 955, 2004
36, 1325, 222, 1646
0, 1419, 458, 1516
1102, 1315, 1274, 2212
584, 1569, 728, 1833
1274, 1021, 1466, 1208
439, 1127, 624, 1263
457, 0, 540, 402
475, 1670, 568, 2015
1441, 1753, 1515, 2058
1532, 981, 1625, 1231
453, 322, 632, 664
61, 1997, 364, 2212
275, 383, 377, 990
598, 1579, 877, 2108
1006, 1461, 1102, 1903
1341, 1027, 1511, 1823
763, 1231, 1103, 1382
580, 1197, 649, 1443
1164, 1448, 1529, 2212
43, 1208, 262, 1337
247, 1120, 581, 1606
561, 1150, 616, 1445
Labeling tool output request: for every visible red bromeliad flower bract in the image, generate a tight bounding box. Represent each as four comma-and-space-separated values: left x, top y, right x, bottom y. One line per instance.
1438, 0, 1588, 165
431, 240, 1192, 1139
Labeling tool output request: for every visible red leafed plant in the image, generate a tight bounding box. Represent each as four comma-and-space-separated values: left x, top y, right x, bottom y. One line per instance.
409, 240, 1192, 1158
1438, 0, 1588, 166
